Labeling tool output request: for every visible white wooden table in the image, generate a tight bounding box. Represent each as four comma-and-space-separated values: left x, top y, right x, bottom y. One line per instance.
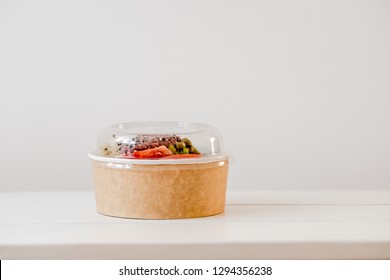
0, 191, 389, 259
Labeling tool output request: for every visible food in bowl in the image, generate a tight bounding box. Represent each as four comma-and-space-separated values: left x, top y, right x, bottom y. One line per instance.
89, 122, 229, 219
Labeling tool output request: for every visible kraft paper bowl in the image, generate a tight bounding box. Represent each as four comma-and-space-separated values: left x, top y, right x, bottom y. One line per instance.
89, 121, 229, 219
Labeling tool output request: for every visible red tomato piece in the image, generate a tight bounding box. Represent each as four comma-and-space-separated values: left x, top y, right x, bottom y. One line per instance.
133, 145, 173, 159
162, 154, 201, 159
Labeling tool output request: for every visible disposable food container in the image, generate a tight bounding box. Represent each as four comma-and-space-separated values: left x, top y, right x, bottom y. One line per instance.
89, 121, 229, 219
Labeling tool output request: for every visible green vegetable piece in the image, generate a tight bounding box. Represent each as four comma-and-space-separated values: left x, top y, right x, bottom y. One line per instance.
183, 138, 192, 146
181, 148, 189, 154
192, 147, 200, 154
176, 141, 186, 150
168, 144, 176, 154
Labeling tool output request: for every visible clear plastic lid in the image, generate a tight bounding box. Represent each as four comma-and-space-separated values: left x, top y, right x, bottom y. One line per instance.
89, 121, 228, 164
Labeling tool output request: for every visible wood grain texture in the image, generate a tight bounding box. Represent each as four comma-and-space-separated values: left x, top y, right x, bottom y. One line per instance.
0, 191, 389, 259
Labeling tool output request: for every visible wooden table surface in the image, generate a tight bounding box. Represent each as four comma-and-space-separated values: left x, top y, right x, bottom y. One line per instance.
1, 190, 389, 259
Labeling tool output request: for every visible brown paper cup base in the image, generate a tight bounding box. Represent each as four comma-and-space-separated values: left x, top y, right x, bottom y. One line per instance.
92, 160, 229, 219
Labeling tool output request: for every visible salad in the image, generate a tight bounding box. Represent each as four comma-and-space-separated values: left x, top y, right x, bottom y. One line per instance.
102, 134, 201, 159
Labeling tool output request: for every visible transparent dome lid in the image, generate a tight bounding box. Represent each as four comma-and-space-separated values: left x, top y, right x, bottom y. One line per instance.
89, 121, 227, 164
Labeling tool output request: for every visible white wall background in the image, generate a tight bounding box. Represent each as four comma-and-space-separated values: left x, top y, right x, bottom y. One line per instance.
1, 0, 389, 191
